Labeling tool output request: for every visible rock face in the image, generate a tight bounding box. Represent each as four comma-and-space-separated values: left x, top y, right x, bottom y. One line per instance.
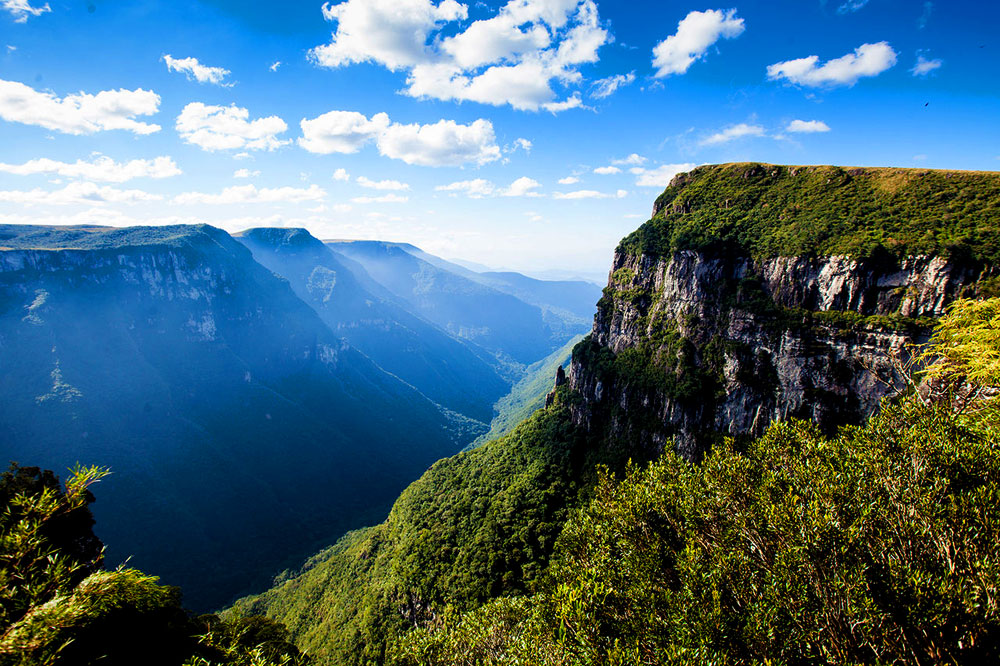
566, 162, 999, 460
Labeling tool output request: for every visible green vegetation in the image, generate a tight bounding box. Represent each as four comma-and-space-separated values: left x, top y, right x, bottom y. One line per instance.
233, 401, 595, 665
388, 298, 1000, 666
468, 334, 583, 449
622, 164, 1000, 264
0, 463, 308, 666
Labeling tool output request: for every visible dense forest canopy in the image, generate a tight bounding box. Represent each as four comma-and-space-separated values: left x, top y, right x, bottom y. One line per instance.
623, 164, 1000, 265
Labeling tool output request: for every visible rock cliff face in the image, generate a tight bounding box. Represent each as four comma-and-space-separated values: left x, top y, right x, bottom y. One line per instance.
566, 164, 998, 460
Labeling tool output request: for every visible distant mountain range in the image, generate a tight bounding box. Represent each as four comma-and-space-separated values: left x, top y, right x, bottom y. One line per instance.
0, 223, 599, 610
326, 240, 599, 365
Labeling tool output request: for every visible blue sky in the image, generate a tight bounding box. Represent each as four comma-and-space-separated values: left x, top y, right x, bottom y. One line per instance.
1, 0, 997, 278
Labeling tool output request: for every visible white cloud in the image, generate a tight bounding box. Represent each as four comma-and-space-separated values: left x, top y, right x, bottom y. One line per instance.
298, 110, 390, 154
558, 176, 580, 185
0, 155, 180, 182
836, 0, 870, 13
351, 193, 408, 204
590, 72, 635, 99
313, 0, 466, 70
541, 94, 583, 113
700, 123, 765, 146
593, 165, 620, 175
911, 54, 942, 76
2, 0, 50, 23
553, 188, 626, 199
500, 176, 542, 197
174, 184, 325, 205
162, 55, 232, 86
513, 137, 532, 152
786, 119, 831, 133
176, 102, 288, 152
270, 61, 282, 72
376, 118, 501, 167
357, 176, 410, 191
631, 163, 697, 187
233, 168, 260, 178
310, 0, 609, 112
652, 9, 745, 77
767, 41, 897, 87
332, 168, 350, 181
0, 78, 160, 135
436, 178, 495, 198
612, 153, 646, 166
436, 176, 541, 198
0, 181, 162, 205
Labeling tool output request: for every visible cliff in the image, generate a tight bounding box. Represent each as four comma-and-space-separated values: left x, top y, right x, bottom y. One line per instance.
568, 164, 1000, 459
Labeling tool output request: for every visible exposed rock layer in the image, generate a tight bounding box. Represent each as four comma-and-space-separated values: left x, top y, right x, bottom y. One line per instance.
568, 248, 990, 460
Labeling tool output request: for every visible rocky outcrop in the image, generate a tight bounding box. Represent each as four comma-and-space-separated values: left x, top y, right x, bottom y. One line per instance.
544, 365, 567, 407
567, 248, 991, 460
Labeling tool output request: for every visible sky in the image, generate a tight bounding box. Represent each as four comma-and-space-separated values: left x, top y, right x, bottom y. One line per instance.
0, 0, 997, 280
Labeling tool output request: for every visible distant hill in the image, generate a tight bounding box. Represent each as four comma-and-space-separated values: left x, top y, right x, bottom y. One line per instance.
236, 228, 509, 424
326, 240, 595, 365
0, 224, 471, 610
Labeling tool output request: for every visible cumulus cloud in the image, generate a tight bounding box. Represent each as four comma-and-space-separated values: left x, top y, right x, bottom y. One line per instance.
558, 176, 580, 185
173, 184, 325, 205
700, 123, 765, 146
233, 168, 260, 178
270, 61, 282, 72
652, 9, 745, 77
786, 119, 831, 133
298, 110, 390, 154
357, 176, 410, 190
376, 118, 501, 167
435, 176, 541, 198
613, 153, 646, 166
436, 178, 495, 198
2, 0, 50, 23
501, 176, 542, 197
332, 168, 350, 181
553, 188, 627, 199
911, 54, 942, 76
630, 163, 697, 187
591, 72, 635, 99
310, 0, 610, 112
0, 181, 162, 205
767, 41, 897, 87
0, 155, 180, 182
541, 94, 584, 113
162, 55, 232, 86
593, 165, 620, 175
0, 78, 160, 135
176, 102, 288, 152
314, 0, 466, 70
351, 193, 408, 204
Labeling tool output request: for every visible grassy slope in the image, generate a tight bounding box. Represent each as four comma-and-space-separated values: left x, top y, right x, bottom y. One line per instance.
625, 163, 1000, 264
468, 334, 583, 449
